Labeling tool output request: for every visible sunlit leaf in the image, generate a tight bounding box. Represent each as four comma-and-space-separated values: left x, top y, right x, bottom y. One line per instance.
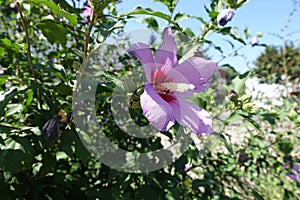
120, 6, 180, 28
138, 17, 159, 31
31, 0, 78, 26
231, 70, 252, 95
36, 19, 67, 46
0, 89, 18, 117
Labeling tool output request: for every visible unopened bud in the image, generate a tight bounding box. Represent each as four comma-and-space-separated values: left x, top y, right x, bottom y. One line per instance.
229, 90, 238, 102
217, 9, 234, 26
240, 94, 252, 104
250, 36, 259, 47
242, 103, 254, 112
41, 116, 60, 140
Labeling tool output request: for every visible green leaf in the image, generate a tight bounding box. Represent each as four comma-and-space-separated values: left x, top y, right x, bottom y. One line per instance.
153, 0, 176, 12
138, 17, 159, 31
225, 110, 243, 124
218, 133, 234, 154
192, 179, 214, 188
5, 104, 24, 116
0, 149, 28, 174
26, 89, 33, 106
173, 12, 189, 22
237, 110, 263, 133
36, 19, 67, 46
0, 135, 4, 146
231, 70, 252, 95
31, 0, 77, 26
205, 6, 219, 20
48, 62, 68, 81
259, 112, 276, 127
120, 6, 180, 29
0, 88, 18, 117
278, 138, 293, 154
219, 27, 246, 45
55, 82, 72, 96
0, 38, 21, 52
40, 152, 57, 173
134, 185, 163, 199
0, 75, 8, 86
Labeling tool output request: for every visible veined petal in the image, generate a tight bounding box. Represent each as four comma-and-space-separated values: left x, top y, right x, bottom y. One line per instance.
140, 84, 175, 131
170, 98, 212, 136
155, 27, 178, 72
172, 57, 217, 92
128, 43, 155, 82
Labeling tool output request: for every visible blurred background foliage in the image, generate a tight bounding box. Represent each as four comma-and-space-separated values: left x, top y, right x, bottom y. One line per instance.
255, 43, 300, 84
0, 0, 299, 199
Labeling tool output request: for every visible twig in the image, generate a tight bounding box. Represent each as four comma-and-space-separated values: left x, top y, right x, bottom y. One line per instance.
15, 0, 42, 109
72, 10, 97, 111
15, 1, 37, 80
83, 10, 96, 60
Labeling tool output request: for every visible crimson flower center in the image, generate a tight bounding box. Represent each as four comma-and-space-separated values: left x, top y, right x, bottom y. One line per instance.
151, 69, 195, 102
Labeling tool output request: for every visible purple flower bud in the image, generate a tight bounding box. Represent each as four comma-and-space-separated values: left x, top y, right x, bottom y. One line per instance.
283, 161, 290, 168
229, 89, 238, 102
229, 90, 237, 95
293, 163, 300, 172
217, 9, 235, 26
251, 36, 259, 46
287, 172, 299, 181
184, 163, 192, 172
41, 116, 60, 140
284, 161, 300, 181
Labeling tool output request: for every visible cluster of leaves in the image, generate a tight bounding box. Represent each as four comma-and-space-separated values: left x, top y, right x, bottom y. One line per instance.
255, 42, 300, 83
0, 0, 299, 199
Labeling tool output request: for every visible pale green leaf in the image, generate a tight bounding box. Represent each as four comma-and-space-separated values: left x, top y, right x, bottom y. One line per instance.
31, 0, 77, 26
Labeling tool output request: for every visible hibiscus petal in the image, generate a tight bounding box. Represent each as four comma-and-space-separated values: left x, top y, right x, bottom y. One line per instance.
128, 43, 155, 82
172, 57, 217, 92
155, 27, 178, 72
140, 84, 175, 131
170, 98, 213, 136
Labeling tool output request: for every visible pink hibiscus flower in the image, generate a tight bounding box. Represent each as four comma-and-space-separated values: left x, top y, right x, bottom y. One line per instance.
82, 0, 92, 21
127, 27, 218, 136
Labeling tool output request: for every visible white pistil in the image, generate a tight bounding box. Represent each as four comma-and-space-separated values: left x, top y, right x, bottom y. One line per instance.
160, 82, 195, 93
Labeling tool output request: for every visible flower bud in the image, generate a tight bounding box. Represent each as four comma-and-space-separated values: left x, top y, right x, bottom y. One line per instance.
240, 94, 252, 104
229, 89, 238, 102
257, 32, 263, 37
217, 9, 234, 26
242, 103, 254, 112
251, 36, 259, 46
41, 116, 60, 140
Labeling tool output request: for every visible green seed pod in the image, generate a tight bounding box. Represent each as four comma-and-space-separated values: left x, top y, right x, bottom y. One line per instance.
242, 103, 254, 112
240, 94, 252, 104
